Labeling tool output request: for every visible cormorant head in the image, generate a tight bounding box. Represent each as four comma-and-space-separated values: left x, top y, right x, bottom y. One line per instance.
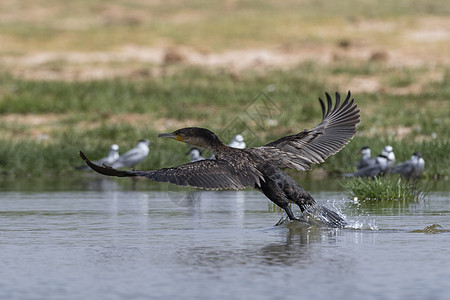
158, 127, 224, 149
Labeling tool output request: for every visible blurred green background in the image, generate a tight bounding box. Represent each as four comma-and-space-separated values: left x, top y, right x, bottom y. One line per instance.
0, 0, 448, 178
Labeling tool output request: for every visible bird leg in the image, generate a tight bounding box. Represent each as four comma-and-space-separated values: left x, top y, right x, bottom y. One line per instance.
284, 204, 299, 221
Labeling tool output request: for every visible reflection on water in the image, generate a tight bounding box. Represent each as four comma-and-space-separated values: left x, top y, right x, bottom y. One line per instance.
176, 225, 341, 268
345, 197, 425, 215
0, 178, 449, 300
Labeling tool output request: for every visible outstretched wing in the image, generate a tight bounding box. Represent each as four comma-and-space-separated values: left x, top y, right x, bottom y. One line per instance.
80, 151, 263, 190
257, 91, 360, 171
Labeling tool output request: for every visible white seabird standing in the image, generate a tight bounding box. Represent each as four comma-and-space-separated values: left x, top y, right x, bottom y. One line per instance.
356, 146, 376, 170
112, 139, 150, 168
228, 134, 246, 149
344, 155, 390, 178
187, 148, 205, 162
390, 152, 425, 179
381, 145, 395, 166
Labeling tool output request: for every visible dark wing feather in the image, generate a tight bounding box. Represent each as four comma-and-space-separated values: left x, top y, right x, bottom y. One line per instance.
247, 147, 314, 171
79, 151, 263, 190
260, 91, 360, 171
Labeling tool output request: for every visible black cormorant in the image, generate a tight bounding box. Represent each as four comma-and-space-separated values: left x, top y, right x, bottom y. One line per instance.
80, 92, 360, 228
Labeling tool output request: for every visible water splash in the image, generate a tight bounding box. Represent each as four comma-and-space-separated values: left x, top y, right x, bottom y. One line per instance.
345, 218, 379, 230
273, 199, 380, 230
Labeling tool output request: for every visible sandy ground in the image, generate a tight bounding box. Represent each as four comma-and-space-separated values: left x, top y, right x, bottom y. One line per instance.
0, 16, 448, 83
2, 40, 448, 82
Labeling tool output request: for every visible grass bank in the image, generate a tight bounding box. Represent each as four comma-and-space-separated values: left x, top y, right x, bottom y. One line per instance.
0, 63, 448, 178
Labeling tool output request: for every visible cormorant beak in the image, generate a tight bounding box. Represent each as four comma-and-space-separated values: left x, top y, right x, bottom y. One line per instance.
158, 132, 183, 142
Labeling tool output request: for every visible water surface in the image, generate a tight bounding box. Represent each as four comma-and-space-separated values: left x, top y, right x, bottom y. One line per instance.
0, 177, 449, 299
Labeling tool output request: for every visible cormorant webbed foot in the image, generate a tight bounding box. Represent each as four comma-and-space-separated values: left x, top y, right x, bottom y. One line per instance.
307, 205, 347, 228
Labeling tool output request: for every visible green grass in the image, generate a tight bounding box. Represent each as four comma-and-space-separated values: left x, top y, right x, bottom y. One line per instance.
341, 177, 427, 201
0, 63, 449, 177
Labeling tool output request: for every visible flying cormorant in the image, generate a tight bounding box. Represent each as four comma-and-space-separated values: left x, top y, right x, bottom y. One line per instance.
80, 92, 360, 228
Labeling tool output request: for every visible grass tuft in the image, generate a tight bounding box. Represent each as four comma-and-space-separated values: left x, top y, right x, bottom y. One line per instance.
341, 177, 427, 201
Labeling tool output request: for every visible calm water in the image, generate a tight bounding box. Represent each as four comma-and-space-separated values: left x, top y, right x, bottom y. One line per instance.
1, 177, 449, 300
